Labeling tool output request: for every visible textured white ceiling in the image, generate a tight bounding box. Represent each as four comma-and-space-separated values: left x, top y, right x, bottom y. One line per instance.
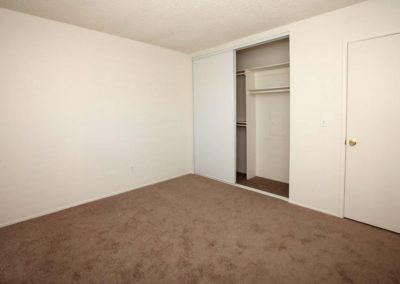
0, 0, 365, 53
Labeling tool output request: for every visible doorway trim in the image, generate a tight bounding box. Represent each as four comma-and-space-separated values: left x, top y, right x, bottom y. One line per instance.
232, 31, 291, 200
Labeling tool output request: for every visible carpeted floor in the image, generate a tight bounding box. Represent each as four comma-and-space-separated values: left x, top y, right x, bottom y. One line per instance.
0, 174, 399, 283
236, 172, 289, 198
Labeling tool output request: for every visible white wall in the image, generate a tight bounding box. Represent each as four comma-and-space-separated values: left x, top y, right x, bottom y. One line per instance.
193, 0, 400, 216
255, 93, 290, 183
0, 8, 193, 227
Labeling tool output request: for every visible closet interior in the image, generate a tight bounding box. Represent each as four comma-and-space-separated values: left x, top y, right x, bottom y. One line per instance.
235, 37, 290, 198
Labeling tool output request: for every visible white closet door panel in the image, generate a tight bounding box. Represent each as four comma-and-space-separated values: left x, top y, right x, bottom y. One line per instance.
193, 51, 235, 183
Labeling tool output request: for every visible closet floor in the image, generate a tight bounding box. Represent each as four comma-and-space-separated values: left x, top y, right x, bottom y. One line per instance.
236, 172, 289, 198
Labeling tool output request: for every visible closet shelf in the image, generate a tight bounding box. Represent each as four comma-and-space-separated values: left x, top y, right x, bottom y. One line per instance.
246, 62, 290, 72
237, 62, 289, 75
248, 86, 290, 94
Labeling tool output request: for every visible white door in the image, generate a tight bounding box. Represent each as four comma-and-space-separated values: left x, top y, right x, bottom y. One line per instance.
193, 51, 235, 183
345, 33, 400, 233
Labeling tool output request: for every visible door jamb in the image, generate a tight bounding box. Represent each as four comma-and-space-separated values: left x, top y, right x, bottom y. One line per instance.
232, 31, 290, 195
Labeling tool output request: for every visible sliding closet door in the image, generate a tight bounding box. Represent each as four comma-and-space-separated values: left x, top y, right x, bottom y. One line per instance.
193, 51, 235, 183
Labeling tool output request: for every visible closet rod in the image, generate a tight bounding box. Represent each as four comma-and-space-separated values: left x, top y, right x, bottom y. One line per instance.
249, 87, 290, 94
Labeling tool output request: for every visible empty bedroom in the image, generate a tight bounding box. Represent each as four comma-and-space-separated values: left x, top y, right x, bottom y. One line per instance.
0, 0, 399, 283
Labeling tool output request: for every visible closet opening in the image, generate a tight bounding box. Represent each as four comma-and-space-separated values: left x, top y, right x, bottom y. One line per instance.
235, 37, 290, 198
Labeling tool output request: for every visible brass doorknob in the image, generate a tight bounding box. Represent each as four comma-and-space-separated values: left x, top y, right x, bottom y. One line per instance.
348, 139, 357, 146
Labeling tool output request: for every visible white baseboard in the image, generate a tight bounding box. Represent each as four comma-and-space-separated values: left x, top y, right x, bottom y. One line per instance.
195, 173, 341, 217
288, 200, 340, 217
0, 173, 189, 228
234, 183, 289, 201
2, 173, 341, 228
193, 172, 235, 185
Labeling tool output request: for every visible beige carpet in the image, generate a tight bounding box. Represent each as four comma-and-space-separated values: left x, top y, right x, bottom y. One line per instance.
236, 172, 289, 197
0, 174, 399, 283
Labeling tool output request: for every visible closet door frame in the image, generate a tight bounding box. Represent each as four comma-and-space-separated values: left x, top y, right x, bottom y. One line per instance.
192, 31, 290, 193
339, 31, 400, 218
233, 32, 291, 198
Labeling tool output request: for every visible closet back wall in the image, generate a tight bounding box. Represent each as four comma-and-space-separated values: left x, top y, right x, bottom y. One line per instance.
0, 8, 193, 227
